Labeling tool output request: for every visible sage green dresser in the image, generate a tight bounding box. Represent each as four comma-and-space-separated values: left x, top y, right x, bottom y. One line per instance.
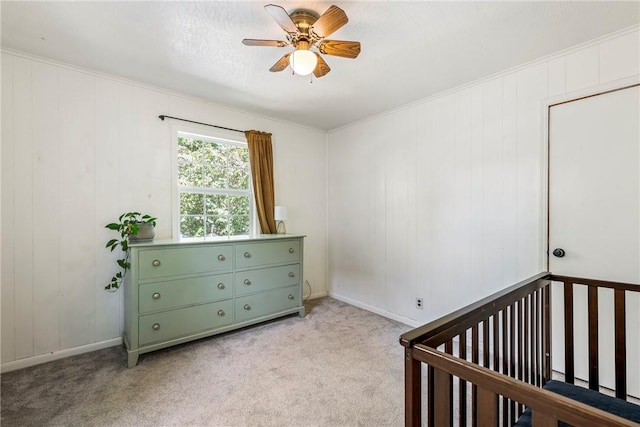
124, 234, 305, 367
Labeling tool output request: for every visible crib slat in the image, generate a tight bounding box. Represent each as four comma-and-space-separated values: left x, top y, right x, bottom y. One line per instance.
524, 294, 530, 385
510, 303, 517, 424
564, 282, 575, 384
543, 285, 551, 384
531, 291, 541, 387
532, 411, 556, 427
428, 365, 435, 427
471, 325, 479, 427
490, 314, 503, 423
405, 349, 422, 427
493, 315, 500, 373
482, 316, 490, 424
516, 300, 522, 381
477, 387, 498, 426
459, 330, 467, 427
588, 286, 599, 390
434, 368, 452, 427
614, 289, 627, 399
532, 290, 537, 386
501, 309, 508, 427
517, 299, 525, 416
483, 319, 490, 369
445, 340, 454, 426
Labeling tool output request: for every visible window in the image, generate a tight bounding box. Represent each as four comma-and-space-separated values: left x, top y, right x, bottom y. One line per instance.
176, 130, 252, 238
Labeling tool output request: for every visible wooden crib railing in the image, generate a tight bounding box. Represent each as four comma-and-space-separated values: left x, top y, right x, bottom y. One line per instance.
399, 272, 639, 426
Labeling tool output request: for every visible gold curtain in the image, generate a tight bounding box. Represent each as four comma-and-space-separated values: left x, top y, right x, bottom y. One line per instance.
245, 130, 277, 234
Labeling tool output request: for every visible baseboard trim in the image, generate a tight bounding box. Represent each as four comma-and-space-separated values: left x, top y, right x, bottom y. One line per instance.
1, 337, 123, 373
306, 291, 329, 300
328, 292, 422, 327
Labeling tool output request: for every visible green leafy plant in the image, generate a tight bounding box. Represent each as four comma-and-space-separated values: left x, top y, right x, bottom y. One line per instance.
105, 212, 157, 292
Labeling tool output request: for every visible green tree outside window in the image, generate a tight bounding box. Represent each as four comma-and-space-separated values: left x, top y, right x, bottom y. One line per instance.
177, 134, 251, 237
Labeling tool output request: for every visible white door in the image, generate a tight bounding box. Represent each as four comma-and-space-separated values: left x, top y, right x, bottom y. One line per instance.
548, 84, 640, 397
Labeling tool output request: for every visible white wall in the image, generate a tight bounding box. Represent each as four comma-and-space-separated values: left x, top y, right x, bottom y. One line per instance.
1, 51, 327, 370
2, 26, 638, 373
327, 27, 640, 326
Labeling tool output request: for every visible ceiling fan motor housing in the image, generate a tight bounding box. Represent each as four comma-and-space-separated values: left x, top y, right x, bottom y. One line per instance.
289, 10, 319, 47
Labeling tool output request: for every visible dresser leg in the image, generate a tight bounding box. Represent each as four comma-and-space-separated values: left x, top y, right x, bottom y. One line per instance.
298, 306, 306, 318
127, 352, 139, 368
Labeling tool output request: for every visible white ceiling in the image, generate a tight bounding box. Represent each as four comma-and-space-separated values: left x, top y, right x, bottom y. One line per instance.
1, 1, 639, 130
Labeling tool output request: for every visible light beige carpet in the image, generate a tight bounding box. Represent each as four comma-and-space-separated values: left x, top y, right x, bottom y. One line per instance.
1, 297, 410, 426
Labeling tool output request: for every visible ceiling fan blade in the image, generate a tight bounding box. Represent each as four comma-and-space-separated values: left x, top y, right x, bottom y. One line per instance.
318, 40, 361, 58
270, 53, 292, 72
242, 39, 289, 47
311, 5, 348, 38
313, 53, 331, 78
264, 4, 298, 34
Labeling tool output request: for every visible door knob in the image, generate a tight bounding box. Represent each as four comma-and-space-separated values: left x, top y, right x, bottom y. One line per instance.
552, 248, 566, 258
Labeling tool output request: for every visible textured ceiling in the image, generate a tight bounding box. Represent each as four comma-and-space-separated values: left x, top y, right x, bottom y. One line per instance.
1, 1, 639, 130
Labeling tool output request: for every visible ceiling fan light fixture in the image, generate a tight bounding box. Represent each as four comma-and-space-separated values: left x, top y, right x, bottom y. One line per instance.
245, 4, 360, 78
289, 49, 317, 76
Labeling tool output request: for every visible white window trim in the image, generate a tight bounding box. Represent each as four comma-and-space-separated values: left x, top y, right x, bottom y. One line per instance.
171, 123, 258, 239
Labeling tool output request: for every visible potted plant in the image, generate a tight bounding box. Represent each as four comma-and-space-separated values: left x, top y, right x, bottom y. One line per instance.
104, 212, 157, 291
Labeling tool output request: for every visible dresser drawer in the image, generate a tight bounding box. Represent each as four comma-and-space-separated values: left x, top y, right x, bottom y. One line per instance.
139, 273, 232, 313
235, 285, 300, 323
235, 240, 300, 268
139, 300, 233, 346
235, 264, 300, 296
138, 245, 233, 280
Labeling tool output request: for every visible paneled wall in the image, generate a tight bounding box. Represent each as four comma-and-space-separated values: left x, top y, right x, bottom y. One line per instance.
327, 27, 639, 326
1, 52, 327, 370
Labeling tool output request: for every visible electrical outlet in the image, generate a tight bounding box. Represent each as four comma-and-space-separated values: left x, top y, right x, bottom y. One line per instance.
416, 298, 423, 309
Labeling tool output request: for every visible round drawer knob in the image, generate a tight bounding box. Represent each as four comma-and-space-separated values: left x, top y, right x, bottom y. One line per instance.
288, 294, 294, 300
152, 292, 161, 300
218, 254, 226, 261
152, 260, 161, 267
217, 283, 225, 290
243, 304, 251, 311
217, 310, 225, 317
244, 252, 251, 258
288, 248, 294, 253
152, 323, 160, 331
244, 279, 252, 285
288, 272, 295, 278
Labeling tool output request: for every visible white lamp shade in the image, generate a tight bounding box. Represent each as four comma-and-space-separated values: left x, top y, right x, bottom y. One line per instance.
289, 50, 317, 76
274, 206, 287, 221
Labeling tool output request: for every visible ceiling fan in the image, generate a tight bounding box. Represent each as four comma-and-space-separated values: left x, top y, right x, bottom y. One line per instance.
242, 4, 361, 78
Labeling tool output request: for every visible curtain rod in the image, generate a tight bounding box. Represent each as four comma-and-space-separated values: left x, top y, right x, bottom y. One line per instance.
158, 115, 244, 134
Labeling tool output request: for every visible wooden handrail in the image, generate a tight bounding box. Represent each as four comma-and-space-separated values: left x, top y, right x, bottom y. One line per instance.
414, 345, 638, 427
550, 274, 640, 292
399, 272, 550, 348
